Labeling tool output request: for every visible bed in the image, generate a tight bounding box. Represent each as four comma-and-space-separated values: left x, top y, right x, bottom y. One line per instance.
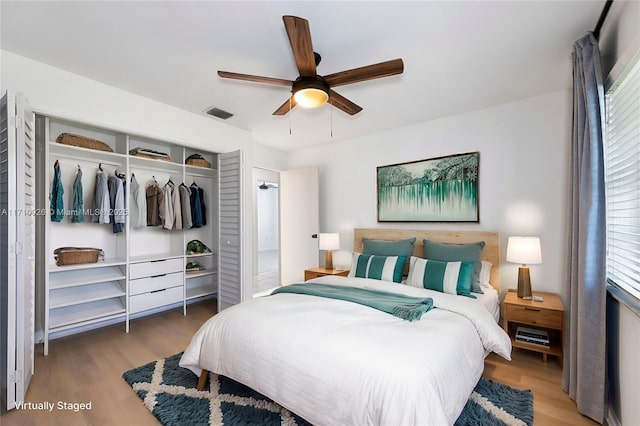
180, 229, 511, 425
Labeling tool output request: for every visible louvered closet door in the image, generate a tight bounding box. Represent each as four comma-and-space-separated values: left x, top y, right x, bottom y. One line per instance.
0, 91, 35, 412
218, 150, 243, 311
15, 94, 35, 404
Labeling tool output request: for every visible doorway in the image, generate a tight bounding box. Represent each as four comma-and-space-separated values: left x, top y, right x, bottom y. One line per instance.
253, 168, 280, 296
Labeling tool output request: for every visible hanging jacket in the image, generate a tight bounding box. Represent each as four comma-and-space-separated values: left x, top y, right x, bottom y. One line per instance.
146, 182, 163, 226
107, 175, 125, 233
92, 169, 110, 224
130, 175, 147, 229
179, 184, 192, 229
70, 167, 83, 223
190, 183, 204, 228
50, 160, 64, 222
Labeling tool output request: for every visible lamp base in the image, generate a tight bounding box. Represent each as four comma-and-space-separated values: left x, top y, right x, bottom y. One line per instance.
325, 251, 333, 270
517, 266, 532, 298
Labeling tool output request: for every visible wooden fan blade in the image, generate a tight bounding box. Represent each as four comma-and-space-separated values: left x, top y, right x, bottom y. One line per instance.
218, 71, 293, 87
283, 16, 316, 77
273, 96, 297, 115
324, 58, 404, 87
328, 90, 363, 116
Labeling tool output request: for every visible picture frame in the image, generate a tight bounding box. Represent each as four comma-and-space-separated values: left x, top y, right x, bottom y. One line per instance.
377, 151, 479, 222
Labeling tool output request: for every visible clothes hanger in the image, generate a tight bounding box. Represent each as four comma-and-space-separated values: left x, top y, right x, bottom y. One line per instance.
98, 163, 103, 171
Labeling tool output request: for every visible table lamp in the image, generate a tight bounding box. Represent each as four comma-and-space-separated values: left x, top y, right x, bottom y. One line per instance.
319, 233, 340, 270
506, 236, 542, 298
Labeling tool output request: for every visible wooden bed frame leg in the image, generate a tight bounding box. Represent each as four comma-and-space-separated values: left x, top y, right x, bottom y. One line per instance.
197, 369, 210, 391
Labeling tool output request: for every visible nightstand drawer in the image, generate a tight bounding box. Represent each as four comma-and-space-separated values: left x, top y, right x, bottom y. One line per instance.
304, 269, 350, 281
506, 304, 562, 329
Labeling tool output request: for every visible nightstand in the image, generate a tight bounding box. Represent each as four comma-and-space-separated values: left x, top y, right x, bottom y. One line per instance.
304, 267, 349, 281
502, 290, 564, 366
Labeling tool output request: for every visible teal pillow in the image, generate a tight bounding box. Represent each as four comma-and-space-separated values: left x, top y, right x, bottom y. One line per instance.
406, 257, 475, 298
348, 253, 407, 283
362, 237, 416, 258
423, 240, 485, 294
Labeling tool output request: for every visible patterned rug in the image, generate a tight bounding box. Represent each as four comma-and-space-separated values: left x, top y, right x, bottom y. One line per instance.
123, 353, 533, 426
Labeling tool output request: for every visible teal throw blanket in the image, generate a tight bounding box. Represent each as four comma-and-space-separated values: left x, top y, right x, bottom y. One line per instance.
271, 283, 433, 321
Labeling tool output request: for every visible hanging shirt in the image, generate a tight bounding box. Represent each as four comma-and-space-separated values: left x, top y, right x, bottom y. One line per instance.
130, 175, 147, 229
92, 170, 110, 224
70, 167, 83, 223
179, 184, 193, 229
50, 160, 64, 222
107, 175, 125, 233
146, 182, 163, 227
162, 182, 175, 230
168, 181, 182, 230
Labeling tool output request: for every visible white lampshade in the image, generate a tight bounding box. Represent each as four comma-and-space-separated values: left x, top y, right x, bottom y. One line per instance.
506, 237, 542, 265
318, 233, 340, 251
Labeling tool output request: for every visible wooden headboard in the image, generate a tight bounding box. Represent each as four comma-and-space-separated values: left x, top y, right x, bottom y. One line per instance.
353, 228, 500, 290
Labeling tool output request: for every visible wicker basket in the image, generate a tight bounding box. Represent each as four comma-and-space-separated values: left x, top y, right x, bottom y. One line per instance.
132, 152, 172, 162
56, 133, 114, 152
185, 153, 212, 168
54, 247, 103, 266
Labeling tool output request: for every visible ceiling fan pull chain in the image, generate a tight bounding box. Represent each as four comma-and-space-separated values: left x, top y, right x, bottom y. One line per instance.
330, 105, 333, 138
289, 95, 292, 135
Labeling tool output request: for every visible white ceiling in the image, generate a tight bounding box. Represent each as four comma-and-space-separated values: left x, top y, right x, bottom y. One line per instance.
1, 1, 602, 152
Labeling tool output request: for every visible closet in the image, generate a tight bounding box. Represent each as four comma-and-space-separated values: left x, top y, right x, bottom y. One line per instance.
37, 115, 223, 355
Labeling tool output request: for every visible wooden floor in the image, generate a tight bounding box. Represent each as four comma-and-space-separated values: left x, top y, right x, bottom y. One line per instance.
2, 299, 599, 426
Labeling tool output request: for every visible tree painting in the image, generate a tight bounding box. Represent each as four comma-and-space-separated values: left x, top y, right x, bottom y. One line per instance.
377, 152, 479, 222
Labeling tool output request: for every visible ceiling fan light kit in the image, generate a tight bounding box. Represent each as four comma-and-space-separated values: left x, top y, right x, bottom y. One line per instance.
218, 15, 404, 117
292, 76, 330, 108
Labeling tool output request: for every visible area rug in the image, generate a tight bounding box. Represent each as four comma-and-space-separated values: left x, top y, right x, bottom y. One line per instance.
123, 353, 533, 426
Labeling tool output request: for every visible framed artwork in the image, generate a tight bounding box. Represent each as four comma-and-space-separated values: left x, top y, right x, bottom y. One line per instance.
377, 151, 479, 222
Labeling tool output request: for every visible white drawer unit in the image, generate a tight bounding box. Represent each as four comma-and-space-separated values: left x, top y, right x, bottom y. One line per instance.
130, 272, 183, 296
129, 258, 183, 280
129, 285, 183, 314
128, 259, 184, 315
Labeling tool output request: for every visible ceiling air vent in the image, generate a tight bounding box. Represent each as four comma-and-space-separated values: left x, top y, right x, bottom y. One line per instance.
206, 107, 233, 120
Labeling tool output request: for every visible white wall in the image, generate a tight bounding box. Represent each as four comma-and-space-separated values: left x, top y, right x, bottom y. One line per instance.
598, 1, 640, 425
287, 90, 571, 298
1, 50, 256, 302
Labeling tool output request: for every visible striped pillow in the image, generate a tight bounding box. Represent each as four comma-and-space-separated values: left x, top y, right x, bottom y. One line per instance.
406, 256, 475, 297
348, 253, 407, 283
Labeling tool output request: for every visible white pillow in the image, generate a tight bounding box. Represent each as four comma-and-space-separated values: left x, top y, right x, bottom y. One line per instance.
479, 261, 493, 288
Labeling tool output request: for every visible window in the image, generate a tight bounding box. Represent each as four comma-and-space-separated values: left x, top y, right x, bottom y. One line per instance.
604, 52, 640, 301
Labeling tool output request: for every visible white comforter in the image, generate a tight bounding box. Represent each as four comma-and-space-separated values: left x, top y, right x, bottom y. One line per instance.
180, 276, 511, 426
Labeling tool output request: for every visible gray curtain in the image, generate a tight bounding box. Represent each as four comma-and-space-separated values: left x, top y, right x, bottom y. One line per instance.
564, 32, 607, 423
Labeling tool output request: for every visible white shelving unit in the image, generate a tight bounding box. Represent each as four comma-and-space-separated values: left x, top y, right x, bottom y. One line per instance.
38, 115, 219, 354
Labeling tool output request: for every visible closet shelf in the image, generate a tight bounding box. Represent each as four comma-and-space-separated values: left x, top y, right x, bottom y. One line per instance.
186, 252, 215, 258
49, 298, 126, 330
49, 257, 127, 272
49, 281, 125, 309
185, 164, 217, 177
185, 270, 216, 279
49, 266, 126, 289
129, 155, 183, 173
186, 286, 216, 301
49, 141, 127, 164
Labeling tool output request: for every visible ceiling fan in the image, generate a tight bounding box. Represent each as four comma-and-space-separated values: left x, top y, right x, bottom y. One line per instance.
217, 15, 404, 116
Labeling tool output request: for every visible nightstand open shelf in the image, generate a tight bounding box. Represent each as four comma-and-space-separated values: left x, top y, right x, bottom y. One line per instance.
502, 290, 564, 366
